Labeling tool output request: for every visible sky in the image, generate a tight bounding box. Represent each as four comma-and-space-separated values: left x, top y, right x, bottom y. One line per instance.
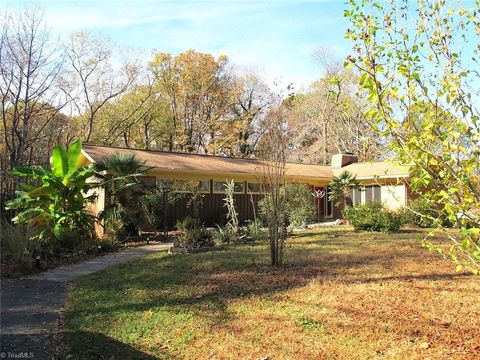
3, 0, 350, 90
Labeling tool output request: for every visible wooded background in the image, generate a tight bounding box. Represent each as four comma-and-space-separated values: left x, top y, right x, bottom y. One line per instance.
0, 8, 385, 198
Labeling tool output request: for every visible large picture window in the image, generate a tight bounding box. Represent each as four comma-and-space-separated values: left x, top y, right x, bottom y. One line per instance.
350, 185, 382, 206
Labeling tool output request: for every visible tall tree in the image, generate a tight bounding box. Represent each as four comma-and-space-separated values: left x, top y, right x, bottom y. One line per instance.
214, 73, 272, 157
149, 50, 233, 153
62, 32, 139, 143
0, 8, 66, 195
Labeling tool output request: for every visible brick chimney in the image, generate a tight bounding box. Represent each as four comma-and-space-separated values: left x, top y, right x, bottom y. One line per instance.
331, 153, 358, 169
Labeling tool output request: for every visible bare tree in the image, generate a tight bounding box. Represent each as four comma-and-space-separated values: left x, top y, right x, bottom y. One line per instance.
287, 54, 385, 164
0, 7, 66, 195
219, 72, 272, 157
61, 32, 139, 143
258, 105, 288, 267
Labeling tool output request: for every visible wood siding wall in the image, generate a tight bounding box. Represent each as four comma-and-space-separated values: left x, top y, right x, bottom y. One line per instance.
161, 193, 263, 229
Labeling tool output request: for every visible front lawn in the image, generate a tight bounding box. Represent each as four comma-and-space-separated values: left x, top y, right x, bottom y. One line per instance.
62, 228, 480, 359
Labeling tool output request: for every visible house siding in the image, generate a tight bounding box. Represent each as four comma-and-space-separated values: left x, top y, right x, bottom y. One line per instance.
381, 184, 407, 209
159, 193, 263, 229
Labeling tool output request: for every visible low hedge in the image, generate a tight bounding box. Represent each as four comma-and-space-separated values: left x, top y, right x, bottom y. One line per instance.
343, 202, 404, 232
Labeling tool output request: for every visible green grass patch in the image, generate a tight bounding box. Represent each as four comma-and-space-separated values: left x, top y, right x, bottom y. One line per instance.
62, 228, 480, 359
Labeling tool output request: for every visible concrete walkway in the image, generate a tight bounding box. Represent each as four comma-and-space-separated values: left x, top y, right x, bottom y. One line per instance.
1, 243, 172, 360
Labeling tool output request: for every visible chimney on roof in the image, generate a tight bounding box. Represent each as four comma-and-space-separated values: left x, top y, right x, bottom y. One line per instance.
331, 153, 358, 169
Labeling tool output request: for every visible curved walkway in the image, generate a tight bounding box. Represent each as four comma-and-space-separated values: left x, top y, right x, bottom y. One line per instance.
0, 243, 172, 360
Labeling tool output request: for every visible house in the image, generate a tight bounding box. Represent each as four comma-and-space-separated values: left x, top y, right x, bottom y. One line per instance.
80, 145, 411, 231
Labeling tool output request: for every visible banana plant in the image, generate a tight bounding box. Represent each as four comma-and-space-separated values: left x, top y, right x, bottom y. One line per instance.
5, 140, 99, 243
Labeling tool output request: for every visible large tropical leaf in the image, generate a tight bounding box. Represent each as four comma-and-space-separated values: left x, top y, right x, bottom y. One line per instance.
12, 208, 44, 223
10, 166, 47, 178
67, 140, 82, 177
28, 186, 55, 198
51, 145, 69, 177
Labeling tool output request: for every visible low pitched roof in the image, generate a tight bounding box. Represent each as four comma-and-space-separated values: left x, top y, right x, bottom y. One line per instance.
82, 145, 410, 183
333, 161, 411, 179
82, 145, 333, 182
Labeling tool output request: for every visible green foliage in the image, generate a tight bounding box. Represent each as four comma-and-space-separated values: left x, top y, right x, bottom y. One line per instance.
139, 190, 183, 231
95, 153, 152, 238
284, 183, 315, 228
258, 193, 286, 228
175, 216, 213, 249
401, 199, 441, 228
175, 216, 198, 232
5, 140, 97, 243
344, 202, 404, 233
328, 171, 360, 210
214, 224, 233, 243
346, 0, 480, 272
241, 220, 265, 241
215, 220, 265, 243
0, 222, 39, 270
259, 183, 315, 229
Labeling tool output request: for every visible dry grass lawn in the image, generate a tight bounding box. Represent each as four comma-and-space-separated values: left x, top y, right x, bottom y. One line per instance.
63, 227, 480, 359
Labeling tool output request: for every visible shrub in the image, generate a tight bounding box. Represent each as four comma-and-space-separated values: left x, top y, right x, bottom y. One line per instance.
139, 191, 183, 231
344, 202, 404, 232
175, 227, 213, 249
214, 224, 233, 243
401, 199, 452, 228
95, 152, 153, 239
285, 183, 316, 228
258, 183, 315, 229
175, 216, 214, 249
240, 220, 266, 241
0, 222, 39, 271
175, 216, 198, 232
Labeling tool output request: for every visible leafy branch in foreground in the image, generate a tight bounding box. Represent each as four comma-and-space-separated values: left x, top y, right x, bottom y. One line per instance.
345, 0, 480, 273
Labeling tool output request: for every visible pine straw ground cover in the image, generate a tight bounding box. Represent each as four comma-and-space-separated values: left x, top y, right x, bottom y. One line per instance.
62, 228, 480, 360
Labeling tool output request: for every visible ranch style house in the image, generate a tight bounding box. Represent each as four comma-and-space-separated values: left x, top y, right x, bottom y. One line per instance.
80, 145, 412, 232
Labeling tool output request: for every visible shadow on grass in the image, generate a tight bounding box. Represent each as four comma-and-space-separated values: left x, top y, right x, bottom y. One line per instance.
1, 332, 165, 360
62, 331, 173, 360
345, 272, 472, 284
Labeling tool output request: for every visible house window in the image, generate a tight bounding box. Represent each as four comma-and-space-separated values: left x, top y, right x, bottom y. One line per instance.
156, 179, 173, 189
352, 188, 362, 206
247, 182, 263, 194
364, 185, 381, 203
213, 181, 245, 194
373, 185, 381, 202
173, 180, 210, 193
365, 186, 373, 202
198, 180, 211, 193
351, 185, 382, 205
